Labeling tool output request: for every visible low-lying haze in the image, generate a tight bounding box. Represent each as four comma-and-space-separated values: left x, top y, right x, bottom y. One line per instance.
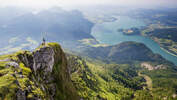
0, 0, 177, 9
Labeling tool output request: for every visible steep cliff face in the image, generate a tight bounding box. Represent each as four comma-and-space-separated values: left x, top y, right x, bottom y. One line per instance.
0, 43, 79, 100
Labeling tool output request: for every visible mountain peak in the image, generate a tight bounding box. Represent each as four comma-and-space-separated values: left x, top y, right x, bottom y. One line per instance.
0, 42, 79, 100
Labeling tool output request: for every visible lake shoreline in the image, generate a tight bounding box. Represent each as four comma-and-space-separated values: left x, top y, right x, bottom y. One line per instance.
123, 33, 177, 58
91, 16, 177, 65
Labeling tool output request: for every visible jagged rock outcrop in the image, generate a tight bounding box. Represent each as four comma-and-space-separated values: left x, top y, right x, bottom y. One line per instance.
0, 42, 79, 100
33, 47, 55, 73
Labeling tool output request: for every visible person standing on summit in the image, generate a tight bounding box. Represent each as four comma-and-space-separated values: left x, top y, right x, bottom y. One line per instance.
42, 32, 46, 45
42, 37, 46, 45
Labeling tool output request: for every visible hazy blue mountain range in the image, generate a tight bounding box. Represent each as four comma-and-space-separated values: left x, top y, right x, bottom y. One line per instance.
0, 7, 94, 54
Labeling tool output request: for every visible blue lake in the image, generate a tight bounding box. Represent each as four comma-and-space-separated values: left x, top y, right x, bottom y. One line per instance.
91, 16, 177, 65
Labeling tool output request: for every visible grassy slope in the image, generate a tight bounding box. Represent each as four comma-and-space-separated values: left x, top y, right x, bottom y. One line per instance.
68, 53, 177, 100
68, 55, 150, 100
142, 69, 177, 100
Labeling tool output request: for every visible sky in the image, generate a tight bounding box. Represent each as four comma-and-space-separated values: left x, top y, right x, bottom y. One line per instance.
0, 0, 177, 9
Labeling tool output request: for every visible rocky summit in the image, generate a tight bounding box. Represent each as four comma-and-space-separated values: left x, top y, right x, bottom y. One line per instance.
0, 43, 79, 100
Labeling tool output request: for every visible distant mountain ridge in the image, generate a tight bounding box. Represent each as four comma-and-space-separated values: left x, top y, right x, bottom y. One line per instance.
0, 7, 94, 53
82, 41, 173, 64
